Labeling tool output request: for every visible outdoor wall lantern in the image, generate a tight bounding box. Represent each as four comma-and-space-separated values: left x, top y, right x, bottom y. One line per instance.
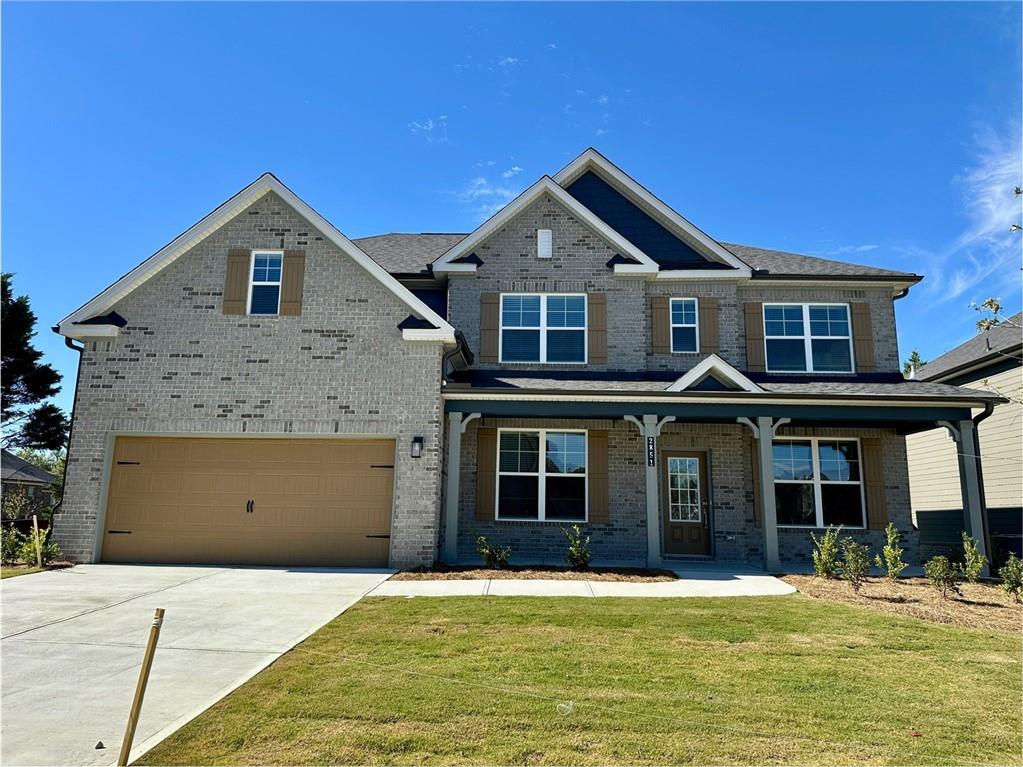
411, 436, 424, 458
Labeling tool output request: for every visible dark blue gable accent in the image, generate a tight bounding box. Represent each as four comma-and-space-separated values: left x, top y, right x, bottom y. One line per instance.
565, 171, 729, 270
688, 374, 733, 391
410, 288, 448, 320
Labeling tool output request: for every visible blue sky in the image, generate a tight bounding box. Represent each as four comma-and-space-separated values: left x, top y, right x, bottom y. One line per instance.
3, 2, 1021, 414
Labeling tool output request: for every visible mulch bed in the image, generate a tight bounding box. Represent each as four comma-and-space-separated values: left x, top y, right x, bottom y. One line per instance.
393, 564, 679, 582
783, 574, 1022, 634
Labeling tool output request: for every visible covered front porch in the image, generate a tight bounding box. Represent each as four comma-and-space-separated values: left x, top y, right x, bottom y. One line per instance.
440, 391, 992, 572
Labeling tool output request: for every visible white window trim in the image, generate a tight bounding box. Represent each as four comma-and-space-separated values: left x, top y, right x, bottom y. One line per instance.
773, 436, 866, 529
669, 297, 700, 354
247, 249, 284, 316
499, 293, 588, 364
763, 302, 855, 373
495, 428, 589, 522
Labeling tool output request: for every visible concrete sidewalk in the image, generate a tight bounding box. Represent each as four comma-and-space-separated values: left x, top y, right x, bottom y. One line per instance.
368, 568, 796, 598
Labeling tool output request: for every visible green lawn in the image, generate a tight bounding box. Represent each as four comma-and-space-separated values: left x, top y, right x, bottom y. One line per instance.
139, 595, 1021, 766
0, 566, 42, 579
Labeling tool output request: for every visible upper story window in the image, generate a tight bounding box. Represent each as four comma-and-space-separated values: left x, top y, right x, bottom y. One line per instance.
670, 298, 699, 353
249, 251, 283, 315
764, 303, 852, 373
497, 429, 587, 521
773, 438, 865, 528
500, 293, 586, 363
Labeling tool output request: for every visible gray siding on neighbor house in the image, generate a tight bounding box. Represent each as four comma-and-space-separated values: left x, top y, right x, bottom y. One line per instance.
58, 191, 445, 568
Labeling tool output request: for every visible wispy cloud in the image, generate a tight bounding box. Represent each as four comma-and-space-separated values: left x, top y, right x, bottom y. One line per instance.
915, 123, 1022, 303
454, 175, 523, 221
497, 56, 521, 68
408, 115, 449, 144
501, 165, 523, 179
821, 244, 879, 257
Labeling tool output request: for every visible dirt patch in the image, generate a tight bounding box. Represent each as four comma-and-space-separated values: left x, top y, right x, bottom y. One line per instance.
393, 565, 678, 582
783, 574, 1022, 634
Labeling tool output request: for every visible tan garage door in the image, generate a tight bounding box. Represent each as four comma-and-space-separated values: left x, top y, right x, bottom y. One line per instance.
102, 437, 395, 567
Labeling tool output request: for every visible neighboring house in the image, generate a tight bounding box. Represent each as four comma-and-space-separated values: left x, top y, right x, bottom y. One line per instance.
1, 449, 58, 509
906, 313, 1022, 567
52, 149, 1003, 571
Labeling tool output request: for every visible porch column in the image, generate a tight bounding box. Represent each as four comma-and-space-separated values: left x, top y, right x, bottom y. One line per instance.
625, 414, 675, 568
940, 418, 990, 576
738, 416, 789, 572
443, 411, 480, 563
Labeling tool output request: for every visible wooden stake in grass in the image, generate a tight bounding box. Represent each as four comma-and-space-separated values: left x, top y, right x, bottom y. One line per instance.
31, 515, 42, 569
118, 608, 165, 767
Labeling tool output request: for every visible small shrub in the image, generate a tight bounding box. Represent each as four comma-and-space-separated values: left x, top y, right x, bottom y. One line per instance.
564, 525, 592, 570
960, 532, 987, 583
924, 555, 961, 599
2, 528, 20, 564
839, 537, 871, 592
873, 522, 907, 581
999, 553, 1023, 603
810, 526, 842, 578
475, 535, 511, 569
15, 530, 62, 566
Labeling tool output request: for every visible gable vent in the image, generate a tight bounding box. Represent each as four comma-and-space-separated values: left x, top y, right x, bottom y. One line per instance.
537, 229, 553, 258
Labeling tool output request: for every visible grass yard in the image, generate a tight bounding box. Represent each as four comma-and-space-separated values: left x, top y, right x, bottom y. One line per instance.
0, 565, 42, 579
138, 595, 1022, 766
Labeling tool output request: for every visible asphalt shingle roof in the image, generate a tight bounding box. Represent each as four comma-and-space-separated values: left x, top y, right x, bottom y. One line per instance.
353, 233, 919, 281
1, 450, 57, 485
918, 312, 1023, 381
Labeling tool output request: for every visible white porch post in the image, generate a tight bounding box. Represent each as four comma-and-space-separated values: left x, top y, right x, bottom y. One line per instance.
443, 411, 480, 563
626, 414, 675, 568
940, 418, 990, 576
738, 416, 788, 572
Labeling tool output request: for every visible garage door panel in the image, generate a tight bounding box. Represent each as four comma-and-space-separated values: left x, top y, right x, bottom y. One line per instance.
102, 437, 395, 566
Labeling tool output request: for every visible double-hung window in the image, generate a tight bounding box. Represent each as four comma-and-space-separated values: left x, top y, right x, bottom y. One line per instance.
500, 294, 586, 363
773, 438, 865, 528
497, 429, 587, 521
670, 298, 699, 353
764, 304, 853, 372
249, 251, 283, 315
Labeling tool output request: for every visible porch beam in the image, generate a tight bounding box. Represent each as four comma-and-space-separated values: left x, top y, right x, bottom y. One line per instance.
940, 419, 990, 576
442, 411, 479, 563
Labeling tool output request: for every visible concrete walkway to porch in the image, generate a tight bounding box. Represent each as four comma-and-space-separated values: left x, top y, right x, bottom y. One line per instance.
368, 565, 796, 598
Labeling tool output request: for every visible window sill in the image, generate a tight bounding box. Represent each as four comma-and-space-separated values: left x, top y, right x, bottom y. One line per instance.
495, 517, 588, 524
777, 525, 867, 531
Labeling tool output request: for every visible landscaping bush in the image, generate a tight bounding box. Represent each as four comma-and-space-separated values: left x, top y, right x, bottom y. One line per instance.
960, 532, 987, 583
839, 537, 871, 592
924, 555, 961, 599
999, 553, 1023, 603
1, 528, 20, 565
475, 535, 511, 569
810, 526, 842, 578
15, 529, 62, 566
563, 525, 592, 570
874, 522, 907, 581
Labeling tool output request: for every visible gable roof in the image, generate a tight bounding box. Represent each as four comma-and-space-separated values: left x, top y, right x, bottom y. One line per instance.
1, 450, 57, 485
354, 233, 466, 276
432, 176, 660, 274
724, 242, 921, 282
665, 355, 763, 393
56, 174, 456, 343
553, 148, 751, 275
918, 312, 1023, 382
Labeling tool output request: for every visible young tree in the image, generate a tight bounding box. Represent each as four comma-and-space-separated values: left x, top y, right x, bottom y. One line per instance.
902, 349, 927, 378
1, 273, 68, 450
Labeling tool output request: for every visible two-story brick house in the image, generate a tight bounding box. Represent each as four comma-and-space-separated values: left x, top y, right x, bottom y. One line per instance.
53, 149, 1002, 571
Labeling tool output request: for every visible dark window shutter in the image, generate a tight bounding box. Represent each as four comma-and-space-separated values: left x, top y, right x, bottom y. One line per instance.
699, 297, 720, 353
280, 250, 306, 316
475, 427, 497, 521
588, 430, 610, 524
861, 437, 888, 529
744, 303, 766, 372
650, 296, 670, 354
223, 249, 250, 315
588, 294, 608, 364
751, 438, 762, 528
851, 303, 876, 373
480, 294, 500, 363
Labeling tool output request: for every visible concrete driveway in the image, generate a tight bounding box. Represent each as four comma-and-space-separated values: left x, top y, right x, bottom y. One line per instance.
1, 564, 391, 766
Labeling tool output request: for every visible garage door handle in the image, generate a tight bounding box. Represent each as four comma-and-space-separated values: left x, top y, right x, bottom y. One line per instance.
365, 534, 390, 539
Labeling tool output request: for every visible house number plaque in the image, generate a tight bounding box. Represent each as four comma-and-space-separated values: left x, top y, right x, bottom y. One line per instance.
646, 436, 655, 466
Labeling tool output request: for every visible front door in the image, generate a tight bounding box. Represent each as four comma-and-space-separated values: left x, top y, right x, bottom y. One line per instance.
661, 451, 711, 556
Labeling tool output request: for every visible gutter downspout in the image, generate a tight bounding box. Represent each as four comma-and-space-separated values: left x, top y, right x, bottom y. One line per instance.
52, 330, 84, 533
971, 401, 996, 566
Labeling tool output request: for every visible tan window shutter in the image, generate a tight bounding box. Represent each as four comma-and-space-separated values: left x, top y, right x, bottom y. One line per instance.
751, 439, 762, 528
650, 296, 670, 354
475, 427, 497, 521
279, 250, 306, 316
861, 437, 888, 529
851, 303, 876, 373
480, 294, 500, 363
223, 249, 250, 315
588, 430, 610, 524
588, 294, 608, 364
698, 297, 720, 353
744, 303, 765, 372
